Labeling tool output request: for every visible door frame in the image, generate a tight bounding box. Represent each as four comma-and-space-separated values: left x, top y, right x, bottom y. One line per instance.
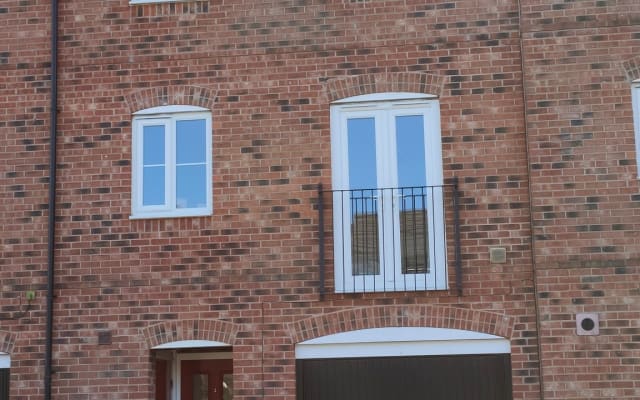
153, 341, 232, 400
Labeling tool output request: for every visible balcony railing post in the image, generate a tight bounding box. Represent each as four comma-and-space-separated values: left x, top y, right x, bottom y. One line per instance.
318, 183, 325, 301
452, 177, 462, 296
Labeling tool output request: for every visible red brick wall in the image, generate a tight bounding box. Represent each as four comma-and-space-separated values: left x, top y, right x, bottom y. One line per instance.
0, 0, 53, 398
522, 0, 640, 398
6, 0, 638, 399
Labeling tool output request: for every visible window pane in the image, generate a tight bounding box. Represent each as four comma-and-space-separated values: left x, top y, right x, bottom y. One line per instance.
396, 115, 426, 188
176, 164, 206, 208
350, 190, 380, 276
143, 125, 165, 165
176, 119, 206, 164
400, 188, 428, 274
396, 116, 428, 274
347, 118, 377, 190
347, 118, 380, 276
143, 166, 165, 206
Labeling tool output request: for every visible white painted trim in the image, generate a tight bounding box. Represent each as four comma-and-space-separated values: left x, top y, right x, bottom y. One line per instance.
632, 84, 640, 177
133, 105, 209, 116
332, 92, 437, 104
0, 353, 9, 368
152, 340, 231, 349
295, 327, 510, 359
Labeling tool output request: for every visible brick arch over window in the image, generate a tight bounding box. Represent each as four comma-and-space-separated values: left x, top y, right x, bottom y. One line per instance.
622, 56, 640, 81
287, 305, 514, 344
141, 319, 240, 349
0, 330, 16, 354
124, 86, 217, 114
324, 72, 446, 103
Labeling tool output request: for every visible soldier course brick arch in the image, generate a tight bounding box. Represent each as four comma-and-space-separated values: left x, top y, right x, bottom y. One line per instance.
324, 72, 446, 103
141, 319, 240, 349
124, 85, 217, 114
287, 305, 514, 344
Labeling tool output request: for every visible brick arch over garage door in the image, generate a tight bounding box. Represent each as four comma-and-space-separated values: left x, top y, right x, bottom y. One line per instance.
141, 319, 240, 349
323, 72, 446, 103
287, 305, 514, 344
291, 306, 515, 400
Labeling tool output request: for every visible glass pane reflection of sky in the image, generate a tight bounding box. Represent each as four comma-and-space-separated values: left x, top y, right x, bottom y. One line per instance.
176, 119, 206, 164
143, 125, 165, 206
177, 165, 206, 208
346, 115, 426, 190
176, 119, 207, 209
396, 115, 426, 188
347, 118, 377, 190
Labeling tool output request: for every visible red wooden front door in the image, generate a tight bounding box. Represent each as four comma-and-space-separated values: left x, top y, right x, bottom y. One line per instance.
180, 359, 233, 400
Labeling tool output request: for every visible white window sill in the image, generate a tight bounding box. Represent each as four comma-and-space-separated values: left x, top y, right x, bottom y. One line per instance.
130, 208, 212, 220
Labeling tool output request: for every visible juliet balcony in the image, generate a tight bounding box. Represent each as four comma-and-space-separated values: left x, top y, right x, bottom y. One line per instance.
318, 179, 462, 296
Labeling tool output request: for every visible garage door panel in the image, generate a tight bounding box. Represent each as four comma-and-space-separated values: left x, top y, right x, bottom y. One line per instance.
0, 368, 8, 400
296, 354, 512, 400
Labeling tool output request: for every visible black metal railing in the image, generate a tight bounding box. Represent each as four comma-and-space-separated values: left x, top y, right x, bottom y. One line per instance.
318, 179, 461, 297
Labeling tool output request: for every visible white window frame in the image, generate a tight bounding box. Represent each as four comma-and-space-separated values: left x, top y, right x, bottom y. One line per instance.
330, 93, 446, 293
131, 105, 212, 219
632, 81, 640, 176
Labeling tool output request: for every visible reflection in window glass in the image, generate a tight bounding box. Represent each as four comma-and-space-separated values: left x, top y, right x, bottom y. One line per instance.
347, 118, 377, 190
142, 125, 166, 206
223, 373, 233, 400
143, 166, 165, 206
347, 118, 380, 276
396, 115, 428, 274
176, 165, 207, 208
176, 119, 206, 164
396, 115, 426, 188
192, 374, 208, 400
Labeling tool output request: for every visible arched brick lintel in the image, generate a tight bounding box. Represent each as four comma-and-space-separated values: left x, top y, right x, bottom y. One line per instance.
287, 305, 514, 344
141, 319, 240, 349
622, 56, 640, 82
324, 72, 446, 103
0, 330, 16, 354
125, 86, 217, 114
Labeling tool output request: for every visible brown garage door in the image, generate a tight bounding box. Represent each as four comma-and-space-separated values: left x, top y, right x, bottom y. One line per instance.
0, 368, 8, 400
296, 353, 512, 400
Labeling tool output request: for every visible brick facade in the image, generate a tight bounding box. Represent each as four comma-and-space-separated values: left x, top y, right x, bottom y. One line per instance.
0, 0, 638, 399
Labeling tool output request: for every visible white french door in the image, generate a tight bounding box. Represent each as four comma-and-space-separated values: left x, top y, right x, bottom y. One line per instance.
331, 96, 446, 292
